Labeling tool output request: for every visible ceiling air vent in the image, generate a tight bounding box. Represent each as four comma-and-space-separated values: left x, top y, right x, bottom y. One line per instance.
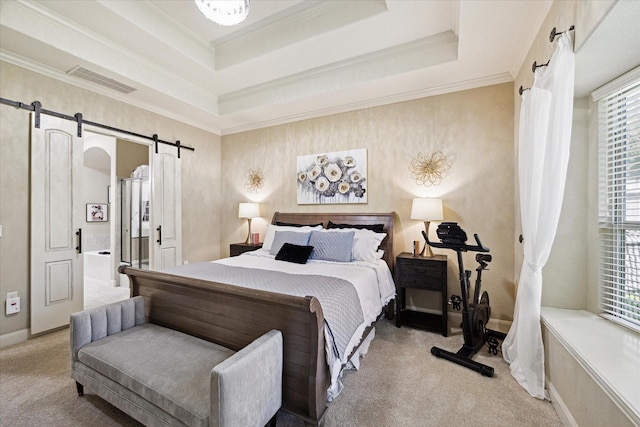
67, 66, 137, 94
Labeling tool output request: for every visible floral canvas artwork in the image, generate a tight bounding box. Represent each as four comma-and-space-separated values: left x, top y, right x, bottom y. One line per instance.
297, 149, 367, 204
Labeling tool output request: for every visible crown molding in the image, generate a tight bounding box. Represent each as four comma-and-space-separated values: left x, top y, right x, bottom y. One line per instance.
219, 31, 459, 115
116, 0, 216, 72
213, 0, 387, 69
2, 0, 216, 106
221, 72, 513, 135
2, 48, 512, 139
0, 52, 222, 136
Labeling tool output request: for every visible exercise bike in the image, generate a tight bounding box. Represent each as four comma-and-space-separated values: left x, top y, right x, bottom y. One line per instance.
424, 222, 506, 377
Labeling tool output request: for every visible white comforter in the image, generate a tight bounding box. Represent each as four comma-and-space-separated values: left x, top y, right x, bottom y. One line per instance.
215, 249, 396, 399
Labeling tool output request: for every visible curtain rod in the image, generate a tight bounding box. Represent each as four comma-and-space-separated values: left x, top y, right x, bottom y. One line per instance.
549, 25, 574, 43
519, 25, 575, 96
0, 97, 195, 156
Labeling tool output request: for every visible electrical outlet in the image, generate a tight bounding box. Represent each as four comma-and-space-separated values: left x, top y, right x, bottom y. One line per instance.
6, 296, 20, 315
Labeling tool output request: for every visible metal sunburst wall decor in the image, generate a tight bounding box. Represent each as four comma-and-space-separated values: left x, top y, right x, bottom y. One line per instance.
409, 150, 452, 187
245, 167, 266, 193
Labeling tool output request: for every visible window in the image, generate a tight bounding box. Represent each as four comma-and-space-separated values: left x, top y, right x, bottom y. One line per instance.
596, 68, 640, 331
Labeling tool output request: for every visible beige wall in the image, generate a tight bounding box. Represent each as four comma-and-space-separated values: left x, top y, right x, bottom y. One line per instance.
0, 61, 222, 336
221, 83, 516, 322
116, 139, 149, 178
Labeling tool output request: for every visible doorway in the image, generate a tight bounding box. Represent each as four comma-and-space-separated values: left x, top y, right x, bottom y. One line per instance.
82, 133, 150, 309
30, 118, 183, 333
82, 133, 129, 309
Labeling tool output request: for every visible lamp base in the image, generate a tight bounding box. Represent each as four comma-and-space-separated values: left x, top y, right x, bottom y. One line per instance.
420, 220, 434, 257
244, 218, 253, 244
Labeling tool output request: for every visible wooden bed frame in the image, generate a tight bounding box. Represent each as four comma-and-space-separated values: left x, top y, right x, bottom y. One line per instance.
118, 212, 395, 427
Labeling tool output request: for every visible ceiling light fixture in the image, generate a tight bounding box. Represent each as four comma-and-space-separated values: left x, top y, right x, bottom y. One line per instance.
195, 0, 250, 26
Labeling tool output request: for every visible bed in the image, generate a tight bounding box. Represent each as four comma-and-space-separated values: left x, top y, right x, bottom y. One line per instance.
118, 212, 396, 427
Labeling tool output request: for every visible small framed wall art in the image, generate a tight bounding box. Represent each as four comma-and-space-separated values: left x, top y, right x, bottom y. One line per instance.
297, 148, 367, 205
86, 203, 108, 222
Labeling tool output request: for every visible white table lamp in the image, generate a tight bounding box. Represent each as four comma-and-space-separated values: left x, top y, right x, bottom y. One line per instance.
411, 198, 443, 257
239, 202, 260, 244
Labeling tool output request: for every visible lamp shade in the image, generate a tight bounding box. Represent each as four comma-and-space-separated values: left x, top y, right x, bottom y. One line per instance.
411, 198, 443, 221
238, 202, 260, 219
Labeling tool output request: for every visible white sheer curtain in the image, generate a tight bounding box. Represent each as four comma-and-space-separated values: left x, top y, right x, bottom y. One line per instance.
502, 32, 575, 399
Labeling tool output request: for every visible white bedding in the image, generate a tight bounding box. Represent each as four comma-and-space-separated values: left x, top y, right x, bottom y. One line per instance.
215, 249, 396, 399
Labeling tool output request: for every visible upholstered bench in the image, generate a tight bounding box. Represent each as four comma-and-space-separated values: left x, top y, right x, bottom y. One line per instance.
70, 296, 282, 427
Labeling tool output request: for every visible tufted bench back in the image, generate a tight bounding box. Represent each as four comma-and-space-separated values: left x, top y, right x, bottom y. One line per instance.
70, 296, 145, 363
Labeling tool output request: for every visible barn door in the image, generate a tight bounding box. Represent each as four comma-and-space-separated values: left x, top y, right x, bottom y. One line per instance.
150, 142, 182, 270
30, 114, 84, 334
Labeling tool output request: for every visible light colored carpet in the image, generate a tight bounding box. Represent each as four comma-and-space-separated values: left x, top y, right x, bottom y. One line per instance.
0, 319, 562, 426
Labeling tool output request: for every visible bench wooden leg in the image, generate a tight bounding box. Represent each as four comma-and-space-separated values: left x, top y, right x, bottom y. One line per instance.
75, 381, 84, 396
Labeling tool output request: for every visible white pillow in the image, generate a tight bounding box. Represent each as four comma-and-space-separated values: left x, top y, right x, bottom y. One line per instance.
262, 224, 323, 251
317, 228, 386, 263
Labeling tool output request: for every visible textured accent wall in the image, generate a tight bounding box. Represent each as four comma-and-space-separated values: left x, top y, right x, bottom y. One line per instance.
221, 83, 516, 321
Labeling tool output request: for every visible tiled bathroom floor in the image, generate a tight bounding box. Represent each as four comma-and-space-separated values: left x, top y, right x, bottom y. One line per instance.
84, 278, 130, 310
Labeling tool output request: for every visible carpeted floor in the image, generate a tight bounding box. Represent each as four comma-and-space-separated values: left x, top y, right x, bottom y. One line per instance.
0, 319, 562, 427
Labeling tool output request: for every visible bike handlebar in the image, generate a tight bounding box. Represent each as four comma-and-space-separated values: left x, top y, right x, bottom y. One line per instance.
423, 230, 490, 253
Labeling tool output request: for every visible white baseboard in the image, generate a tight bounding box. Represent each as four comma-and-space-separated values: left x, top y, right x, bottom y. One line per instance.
447, 311, 512, 334
0, 328, 29, 348
547, 380, 578, 427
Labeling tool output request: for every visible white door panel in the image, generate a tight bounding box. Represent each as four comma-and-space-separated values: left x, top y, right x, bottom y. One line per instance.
31, 115, 84, 334
151, 143, 182, 270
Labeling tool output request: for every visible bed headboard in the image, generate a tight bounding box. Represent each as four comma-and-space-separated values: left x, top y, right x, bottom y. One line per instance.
271, 212, 396, 271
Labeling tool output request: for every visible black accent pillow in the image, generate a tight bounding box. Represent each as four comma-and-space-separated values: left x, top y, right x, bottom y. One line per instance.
327, 221, 385, 233
275, 243, 314, 264
275, 221, 324, 228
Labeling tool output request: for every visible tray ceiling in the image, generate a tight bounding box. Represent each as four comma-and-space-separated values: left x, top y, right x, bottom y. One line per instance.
0, 0, 553, 134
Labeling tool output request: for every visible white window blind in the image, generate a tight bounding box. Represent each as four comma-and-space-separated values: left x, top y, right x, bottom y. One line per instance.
597, 69, 640, 331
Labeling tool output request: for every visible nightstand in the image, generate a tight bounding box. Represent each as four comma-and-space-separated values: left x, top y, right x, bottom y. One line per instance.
395, 253, 448, 336
229, 242, 263, 257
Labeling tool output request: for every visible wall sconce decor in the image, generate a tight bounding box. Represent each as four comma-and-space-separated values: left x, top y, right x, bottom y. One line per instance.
411, 198, 443, 257
409, 150, 452, 186
245, 167, 266, 193
238, 202, 260, 244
